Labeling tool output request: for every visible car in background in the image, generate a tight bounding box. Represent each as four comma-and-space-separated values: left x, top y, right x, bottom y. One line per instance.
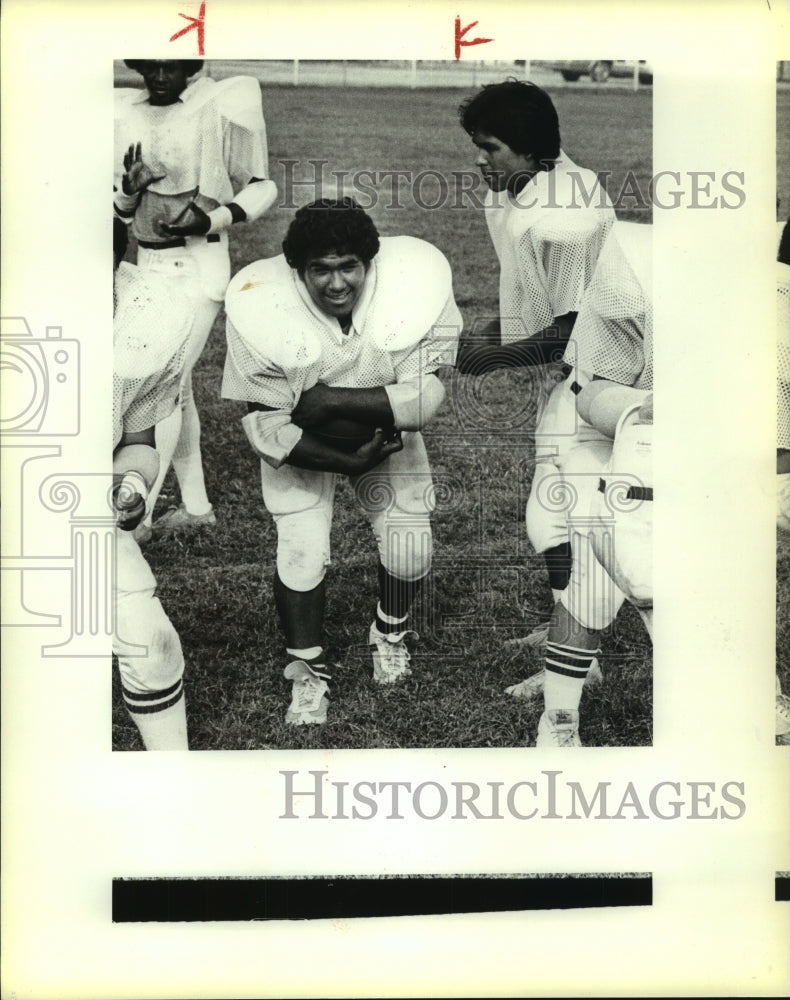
551, 60, 653, 84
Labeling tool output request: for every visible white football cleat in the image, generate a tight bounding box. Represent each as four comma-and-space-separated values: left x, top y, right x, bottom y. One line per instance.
153, 503, 216, 538
283, 660, 330, 726
368, 623, 417, 685
506, 659, 603, 700
535, 709, 582, 747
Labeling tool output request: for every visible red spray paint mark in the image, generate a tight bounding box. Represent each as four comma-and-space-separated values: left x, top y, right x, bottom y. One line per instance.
170, 2, 206, 55
454, 16, 493, 60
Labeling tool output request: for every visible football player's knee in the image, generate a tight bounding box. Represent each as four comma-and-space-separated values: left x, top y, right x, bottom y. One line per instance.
560, 554, 626, 631
117, 594, 184, 695
275, 511, 331, 591
526, 488, 569, 554
376, 516, 433, 581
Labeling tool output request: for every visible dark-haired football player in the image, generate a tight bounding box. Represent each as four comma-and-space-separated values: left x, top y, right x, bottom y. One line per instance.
222, 198, 461, 724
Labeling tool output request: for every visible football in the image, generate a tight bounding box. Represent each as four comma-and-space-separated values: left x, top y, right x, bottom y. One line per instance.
309, 417, 381, 453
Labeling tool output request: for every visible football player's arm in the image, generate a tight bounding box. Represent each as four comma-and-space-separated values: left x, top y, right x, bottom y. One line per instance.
162, 178, 278, 238
455, 312, 576, 375
112, 426, 159, 531
290, 384, 395, 431
576, 379, 651, 438
243, 402, 401, 474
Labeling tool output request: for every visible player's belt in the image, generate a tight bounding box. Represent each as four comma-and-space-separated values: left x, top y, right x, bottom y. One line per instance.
137, 234, 222, 250
598, 478, 653, 501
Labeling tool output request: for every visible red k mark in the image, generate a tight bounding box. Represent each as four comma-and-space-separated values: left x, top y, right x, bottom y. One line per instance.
170, 2, 206, 55
454, 16, 493, 60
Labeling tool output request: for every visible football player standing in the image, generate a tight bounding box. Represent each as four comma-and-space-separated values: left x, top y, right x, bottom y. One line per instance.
456, 80, 615, 648
222, 198, 461, 725
114, 60, 277, 542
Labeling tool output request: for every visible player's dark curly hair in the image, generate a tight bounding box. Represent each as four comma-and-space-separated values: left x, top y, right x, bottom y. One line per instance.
282, 198, 380, 274
458, 79, 561, 164
113, 217, 128, 269
124, 60, 205, 77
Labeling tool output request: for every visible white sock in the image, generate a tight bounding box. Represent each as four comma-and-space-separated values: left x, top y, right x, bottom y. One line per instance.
172, 385, 211, 516
143, 403, 184, 527
544, 642, 599, 712
131, 696, 188, 751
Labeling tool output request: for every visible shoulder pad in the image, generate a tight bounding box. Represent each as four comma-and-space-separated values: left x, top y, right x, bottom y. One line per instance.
114, 88, 143, 121
214, 76, 265, 131
225, 256, 322, 369
365, 236, 453, 352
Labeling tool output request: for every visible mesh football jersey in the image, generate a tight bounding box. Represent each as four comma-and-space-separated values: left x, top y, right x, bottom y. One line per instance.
565, 221, 653, 390
222, 236, 462, 411
485, 153, 615, 344
114, 76, 269, 244
779, 261, 790, 450
113, 262, 193, 448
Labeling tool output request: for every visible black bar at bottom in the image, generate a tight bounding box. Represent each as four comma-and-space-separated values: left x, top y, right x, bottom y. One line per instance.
776, 876, 790, 902
112, 875, 652, 923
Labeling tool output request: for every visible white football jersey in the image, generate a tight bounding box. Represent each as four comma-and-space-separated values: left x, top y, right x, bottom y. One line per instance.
113, 262, 193, 448
222, 236, 462, 411
565, 221, 653, 390
485, 152, 615, 344
114, 76, 269, 243
779, 261, 790, 450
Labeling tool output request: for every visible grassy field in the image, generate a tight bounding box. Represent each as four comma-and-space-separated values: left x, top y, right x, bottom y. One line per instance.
113, 83, 653, 750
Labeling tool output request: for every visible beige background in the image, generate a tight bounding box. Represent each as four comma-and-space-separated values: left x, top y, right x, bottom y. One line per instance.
2, 0, 789, 996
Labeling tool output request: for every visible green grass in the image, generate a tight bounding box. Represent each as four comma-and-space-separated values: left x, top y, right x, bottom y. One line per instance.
113, 83, 653, 750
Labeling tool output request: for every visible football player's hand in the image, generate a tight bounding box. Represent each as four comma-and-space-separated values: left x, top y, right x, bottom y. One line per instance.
160, 201, 211, 238
122, 142, 165, 195
350, 428, 403, 473
291, 383, 338, 429
112, 482, 147, 531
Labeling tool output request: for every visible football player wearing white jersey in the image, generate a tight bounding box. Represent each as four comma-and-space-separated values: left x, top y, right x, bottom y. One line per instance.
112, 219, 193, 749
456, 80, 615, 646
114, 60, 277, 542
222, 199, 461, 725
776, 218, 790, 744
520, 221, 654, 746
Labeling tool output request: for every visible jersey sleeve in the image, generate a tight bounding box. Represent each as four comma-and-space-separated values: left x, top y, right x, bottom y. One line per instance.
565, 226, 652, 389
222, 317, 302, 410
527, 209, 615, 321
115, 368, 182, 445
392, 291, 463, 382
219, 77, 269, 191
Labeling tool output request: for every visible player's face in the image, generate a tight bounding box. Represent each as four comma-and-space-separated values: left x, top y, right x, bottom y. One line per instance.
472, 130, 536, 194
140, 61, 190, 106
302, 251, 369, 319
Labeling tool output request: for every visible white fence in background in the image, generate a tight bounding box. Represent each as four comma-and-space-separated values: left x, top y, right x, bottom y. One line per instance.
113, 59, 650, 91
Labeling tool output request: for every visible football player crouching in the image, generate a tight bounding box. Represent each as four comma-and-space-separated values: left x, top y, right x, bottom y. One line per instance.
113, 218, 193, 749
222, 198, 461, 726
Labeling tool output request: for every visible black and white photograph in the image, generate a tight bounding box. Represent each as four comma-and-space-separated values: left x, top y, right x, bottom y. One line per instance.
110, 57, 653, 751
2, 1, 789, 998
